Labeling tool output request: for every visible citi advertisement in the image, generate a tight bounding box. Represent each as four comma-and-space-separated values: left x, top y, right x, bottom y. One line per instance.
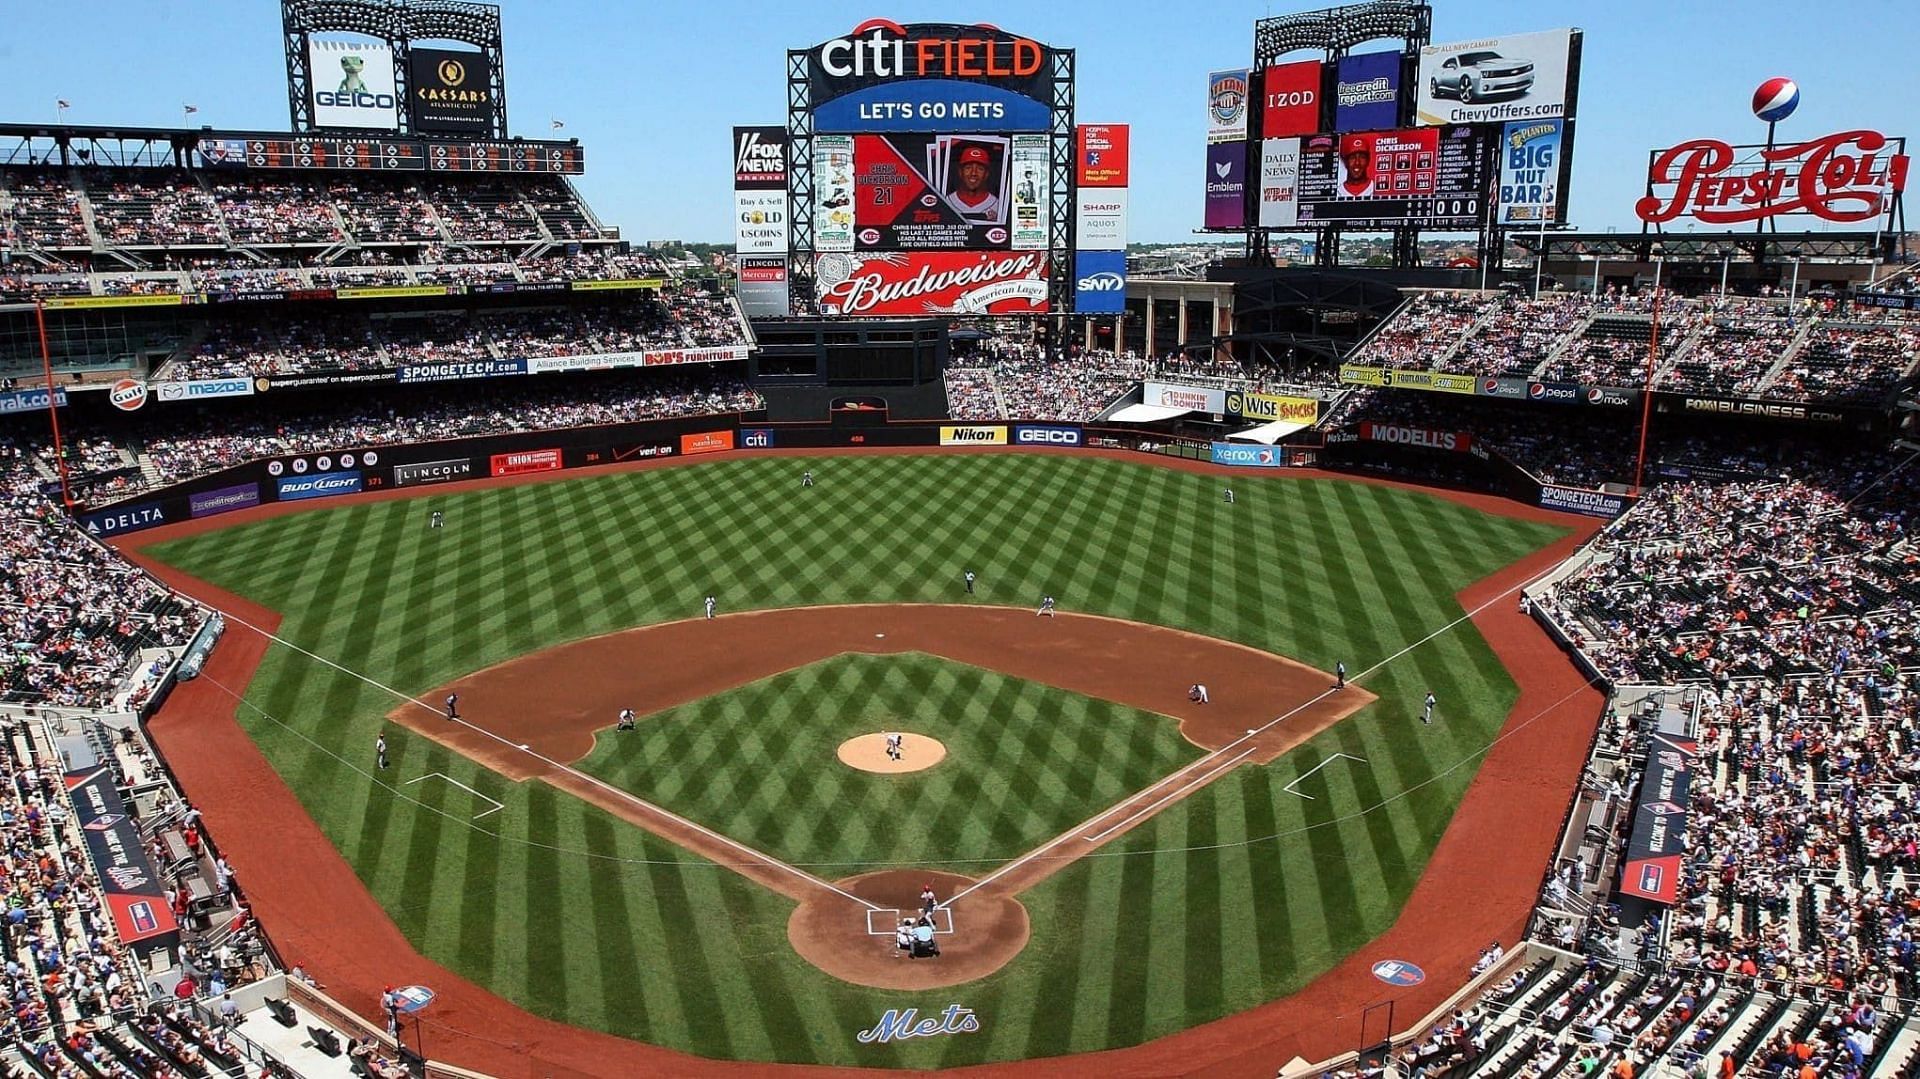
1497, 119, 1564, 225
805, 22, 1054, 127
1074, 251, 1126, 315
408, 48, 493, 134
1211, 443, 1287, 468
1260, 60, 1322, 139
489, 449, 562, 477
1013, 425, 1082, 447
276, 470, 364, 501
309, 40, 399, 130
1076, 124, 1130, 187
188, 483, 262, 519
1335, 51, 1401, 133
816, 252, 1047, 316
1075, 190, 1128, 249
854, 133, 1017, 249
1259, 138, 1301, 228
1207, 69, 1250, 144
1205, 142, 1247, 229
1415, 29, 1577, 127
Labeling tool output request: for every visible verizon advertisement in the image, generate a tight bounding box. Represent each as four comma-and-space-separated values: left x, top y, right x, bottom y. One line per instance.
1261, 59, 1322, 138
1077, 124, 1130, 187
815, 251, 1047, 316
1259, 137, 1301, 227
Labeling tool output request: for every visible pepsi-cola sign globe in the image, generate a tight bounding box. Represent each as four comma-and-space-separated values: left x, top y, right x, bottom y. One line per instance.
1751, 77, 1799, 123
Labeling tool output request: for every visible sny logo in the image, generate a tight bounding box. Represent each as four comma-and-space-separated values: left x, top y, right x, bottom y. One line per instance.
1077, 272, 1123, 292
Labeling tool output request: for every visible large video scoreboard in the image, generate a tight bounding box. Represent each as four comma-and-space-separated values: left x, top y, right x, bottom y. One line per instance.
1291, 126, 1491, 229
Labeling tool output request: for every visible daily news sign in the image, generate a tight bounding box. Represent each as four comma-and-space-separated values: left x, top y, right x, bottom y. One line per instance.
1636, 129, 1908, 226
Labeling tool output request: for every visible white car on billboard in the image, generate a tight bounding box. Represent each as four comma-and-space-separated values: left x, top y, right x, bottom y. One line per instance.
1415, 29, 1575, 126
1428, 50, 1534, 103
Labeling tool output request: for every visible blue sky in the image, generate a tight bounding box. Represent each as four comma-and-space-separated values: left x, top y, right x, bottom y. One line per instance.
1, 1, 1912, 243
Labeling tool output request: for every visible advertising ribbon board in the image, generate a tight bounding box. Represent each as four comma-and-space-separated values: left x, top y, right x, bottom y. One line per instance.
1358, 422, 1472, 452
1224, 390, 1320, 423
1143, 381, 1225, 413
1539, 484, 1629, 518
679, 431, 736, 455
0, 387, 68, 414
189, 483, 262, 519
939, 425, 1007, 446
489, 449, 563, 477
1210, 442, 1287, 467
1617, 733, 1695, 904
64, 766, 179, 948
276, 471, 364, 501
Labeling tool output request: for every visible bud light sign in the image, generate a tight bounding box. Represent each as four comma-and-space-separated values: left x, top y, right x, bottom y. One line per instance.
1074, 251, 1126, 314
276, 471, 363, 501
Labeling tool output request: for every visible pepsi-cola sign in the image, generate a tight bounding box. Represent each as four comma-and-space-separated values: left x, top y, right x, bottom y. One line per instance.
1636, 129, 1909, 226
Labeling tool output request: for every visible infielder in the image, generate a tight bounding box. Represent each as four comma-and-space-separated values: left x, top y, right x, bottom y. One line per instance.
1422, 691, 1436, 725
1335, 661, 1347, 689
616, 708, 637, 731
375, 734, 388, 770
1189, 683, 1210, 704
1037, 595, 1056, 617
704, 595, 716, 620
444, 692, 459, 721
885, 732, 904, 761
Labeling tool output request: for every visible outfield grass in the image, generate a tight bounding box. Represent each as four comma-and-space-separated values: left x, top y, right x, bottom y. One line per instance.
147, 454, 1566, 1066
577, 652, 1203, 869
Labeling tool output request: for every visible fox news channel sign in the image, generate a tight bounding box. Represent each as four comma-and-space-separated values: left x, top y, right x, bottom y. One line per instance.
308, 40, 400, 130
1414, 29, 1578, 128
805, 20, 1056, 133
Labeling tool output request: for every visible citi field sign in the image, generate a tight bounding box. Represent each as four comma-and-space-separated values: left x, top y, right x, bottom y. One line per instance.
806, 20, 1057, 132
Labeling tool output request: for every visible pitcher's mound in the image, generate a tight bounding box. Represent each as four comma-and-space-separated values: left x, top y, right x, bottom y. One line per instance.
837, 732, 946, 773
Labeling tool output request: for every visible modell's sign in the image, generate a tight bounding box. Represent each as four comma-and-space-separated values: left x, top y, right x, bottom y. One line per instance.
1636, 129, 1909, 225
816, 251, 1047, 316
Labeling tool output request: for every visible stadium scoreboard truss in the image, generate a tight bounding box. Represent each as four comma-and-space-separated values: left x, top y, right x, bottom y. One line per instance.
199, 136, 583, 173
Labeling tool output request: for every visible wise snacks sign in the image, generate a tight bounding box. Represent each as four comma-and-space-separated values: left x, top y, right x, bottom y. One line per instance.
1636, 129, 1908, 226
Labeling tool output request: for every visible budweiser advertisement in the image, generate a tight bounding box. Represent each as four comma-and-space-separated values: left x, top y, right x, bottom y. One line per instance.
1636, 129, 1909, 226
815, 251, 1047, 316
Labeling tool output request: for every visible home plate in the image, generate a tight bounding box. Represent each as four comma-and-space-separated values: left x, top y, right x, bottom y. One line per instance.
875, 633, 886, 638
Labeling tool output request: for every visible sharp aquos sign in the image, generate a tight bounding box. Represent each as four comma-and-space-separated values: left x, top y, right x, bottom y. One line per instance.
1636, 129, 1908, 226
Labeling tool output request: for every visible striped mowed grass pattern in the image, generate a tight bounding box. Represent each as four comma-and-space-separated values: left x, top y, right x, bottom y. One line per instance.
146, 454, 1566, 1067
577, 652, 1204, 870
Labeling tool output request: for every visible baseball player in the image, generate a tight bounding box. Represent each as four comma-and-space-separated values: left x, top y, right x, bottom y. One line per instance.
444, 692, 459, 721
1223, 488, 1234, 504
963, 570, 976, 595
429, 510, 444, 529
616, 708, 637, 731
802, 470, 814, 488
1036, 595, 1056, 617
1422, 691, 1436, 725
375, 733, 388, 771
1335, 661, 1347, 689
704, 595, 716, 620
886, 732, 903, 761
1189, 683, 1210, 704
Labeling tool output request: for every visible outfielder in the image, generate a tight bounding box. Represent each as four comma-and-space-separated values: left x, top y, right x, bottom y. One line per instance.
802, 470, 814, 487
704, 595, 716, 620
429, 510, 444, 529
1422, 691, 1436, 725
375, 733, 388, 771
963, 570, 976, 595
1224, 488, 1234, 504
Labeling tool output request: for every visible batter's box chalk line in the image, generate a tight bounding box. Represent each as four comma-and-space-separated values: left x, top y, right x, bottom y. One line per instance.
405, 771, 506, 819
864, 907, 956, 936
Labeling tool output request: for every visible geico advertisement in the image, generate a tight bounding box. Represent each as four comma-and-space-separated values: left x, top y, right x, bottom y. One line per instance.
1012, 425, 1082, 446
309, 40, 399, 130
939, 425, 1007, 446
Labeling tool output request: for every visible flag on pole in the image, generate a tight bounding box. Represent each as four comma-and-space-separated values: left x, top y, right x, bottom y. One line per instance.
56, 99, 71, 109
550, 119, 565, 130
184, 104, 199, 114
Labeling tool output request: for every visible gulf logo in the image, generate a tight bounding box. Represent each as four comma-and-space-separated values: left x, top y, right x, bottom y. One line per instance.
1752, 77, 1799, 123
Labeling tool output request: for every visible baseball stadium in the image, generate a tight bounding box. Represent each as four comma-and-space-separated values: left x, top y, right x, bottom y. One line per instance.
0, 3, 1916, 1079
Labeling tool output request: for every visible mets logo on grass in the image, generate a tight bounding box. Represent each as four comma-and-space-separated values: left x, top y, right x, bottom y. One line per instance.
857, 1005, 981, 1044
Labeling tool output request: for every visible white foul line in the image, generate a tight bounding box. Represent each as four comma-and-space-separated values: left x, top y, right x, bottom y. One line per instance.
405, 771, 505, 818
1281, 753, 1369, 800
204, 608, 883, 912
1082, 746, 1257, 843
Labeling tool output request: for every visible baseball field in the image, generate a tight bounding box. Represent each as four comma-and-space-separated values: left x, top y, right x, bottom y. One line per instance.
136, 451, 1574, 1070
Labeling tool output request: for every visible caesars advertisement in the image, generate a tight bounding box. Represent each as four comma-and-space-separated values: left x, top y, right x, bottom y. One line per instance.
408, 47, 493, 134
309, 40, 399, 130
1415, 29, 1578, 127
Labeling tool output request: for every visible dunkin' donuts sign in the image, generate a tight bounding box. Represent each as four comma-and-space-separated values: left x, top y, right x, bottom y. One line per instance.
815, 252, 1047, 316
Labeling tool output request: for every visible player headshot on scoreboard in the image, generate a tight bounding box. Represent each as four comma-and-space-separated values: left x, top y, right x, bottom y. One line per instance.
945, 143, 1007, 223
1340, 135, 1376, 199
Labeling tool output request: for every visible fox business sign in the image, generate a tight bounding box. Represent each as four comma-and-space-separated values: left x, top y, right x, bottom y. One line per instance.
309, 40, 399, 130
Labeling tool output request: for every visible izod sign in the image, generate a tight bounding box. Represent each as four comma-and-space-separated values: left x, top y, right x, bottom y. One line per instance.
109, 378, 149, 411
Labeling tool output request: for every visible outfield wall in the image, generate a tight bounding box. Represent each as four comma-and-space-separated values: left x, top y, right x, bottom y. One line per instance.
76, 412, 1630, 538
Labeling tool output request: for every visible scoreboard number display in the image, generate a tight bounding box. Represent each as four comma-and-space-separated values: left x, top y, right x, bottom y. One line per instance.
1295, 125, 1490, 229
